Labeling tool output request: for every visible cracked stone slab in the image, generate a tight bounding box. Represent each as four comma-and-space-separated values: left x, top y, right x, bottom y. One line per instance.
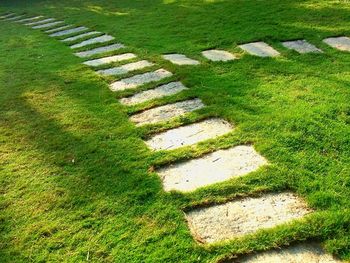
32, 21, 64, 29
0, 13, 16, 20
49, 26, 88, 37
110, 69, 173, 91
74, 43, 125, 58
130, 98, 204, 126
162, 54, 200, 65
83, 53, 137, 67
4, 14, 25, 21
201, 49, 237, 61
120, 81, 187, 106
236, 243, 342, 263
97, 60, 154, 76
25, 18, 55, 26
239, 42, 280, 57
185, 192, 311, 243
70, 35, 115, 49
16, 15, 44, 23
282, 40, 322, 53
323, 36, 350, 52
146, 118, 233, 151
45, 25, 72, 33
158, 145, 266, 192
61, 31, 101, 42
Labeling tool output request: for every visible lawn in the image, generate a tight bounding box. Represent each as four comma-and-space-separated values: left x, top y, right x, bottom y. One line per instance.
0, 0, 350, 262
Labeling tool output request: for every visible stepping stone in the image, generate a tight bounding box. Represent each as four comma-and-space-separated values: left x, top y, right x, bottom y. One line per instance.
97, 60, 154, 76
110, 69, 172, 91
282, 40, 322, 53
162, 54, 200, 65
25, 18, 55, 26
70, 35, 115, 49
74, 43, 125, 58
239, 42, 280, 57
4, 14, 25, 21
0, 13, 16, 20
236, 243, 342, 263
16, 15, 44, 23
201, 49, 236, 61
61, 31, 101, 42
145, 118, 233, 151
32, 21, 63, 29
130, 98, 204, 126
83, 53, 137, 67
185, 192, 311, 243
45, 25, 72, 33
323, 36, 350, 52
49, 26, 88, 37
120, 81, 187, 106
157, 145, 266, 192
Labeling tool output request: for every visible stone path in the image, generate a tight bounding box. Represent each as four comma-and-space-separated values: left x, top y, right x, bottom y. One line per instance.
3, 12, 344, 262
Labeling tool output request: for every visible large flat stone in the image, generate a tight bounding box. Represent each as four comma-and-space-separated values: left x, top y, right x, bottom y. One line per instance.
97, 60, 154, 76
70, 35, 115, 49
157, 145, 266, 192
74, 43, 125, 58
146, 118, 233, 151
61, 31, 101, 42
32, 21, 63, 29
185, 192, 311, 243
83, 53, 137, 67
109, 69, 172, 91
236, 243, 342, 263
201, 49, 237, 61
45, 25, 72, 33
239, 42, 280, 57
49, 26, 88, 37
4, 14, 25, 21
25, 18, 55, 26
162, 54, 200, 65
16, 15, 44, 23
323, 36, 350, 52
130, 98, 204, 126
0, 13, 16, 20
120, 81, 188, 106
282, 40, 322, 53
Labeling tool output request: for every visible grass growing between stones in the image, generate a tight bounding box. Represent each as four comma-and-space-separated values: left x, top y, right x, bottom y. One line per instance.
0, 0, 350, 262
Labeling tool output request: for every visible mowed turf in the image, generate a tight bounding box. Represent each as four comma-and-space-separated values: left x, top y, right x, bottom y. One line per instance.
0, 0, 350, 262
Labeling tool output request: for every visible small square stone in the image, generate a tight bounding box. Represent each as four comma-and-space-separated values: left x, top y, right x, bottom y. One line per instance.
162, 54, 200, 65
239, 42, 280, 57
201, 49, 236, 61
323, 36, 350, 52
282, 40, 322, 53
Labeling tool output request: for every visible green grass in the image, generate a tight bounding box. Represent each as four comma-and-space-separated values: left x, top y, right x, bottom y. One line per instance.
0, 0, 350, 262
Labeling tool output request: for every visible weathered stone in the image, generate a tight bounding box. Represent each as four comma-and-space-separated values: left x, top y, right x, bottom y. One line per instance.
97, 60, 154, 76
0, 13, 16, 20
162, 54, 200, 65
146, 118, 232, 151
239, 42, 280, 57
4, 14, 25, 21
61, 31, 101, 42
120, 81, 187, 106
323, 36, 350, 52
185, 192, 311, 243
45, 25, 72, 33
70, 35, 115, 49
236, 243, 342, 263
110, 69, 172, 91
83, 53, 137, 67
32, 21, 63, 29
49, 26, 88, 37
158, 145, 266, 192
74, 43, 125, 58
25, 18, 55, 26
16, 15, 43, 23
201, 49, 236, 61
282, 40, 322, 53
130, 98, 204, 126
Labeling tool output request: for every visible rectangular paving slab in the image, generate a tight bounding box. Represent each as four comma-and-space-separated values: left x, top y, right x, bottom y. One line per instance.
74, 43, 125, 58
0, 13, 16, 19
45, 24, 72, 33
49, 26, 88, 37
282, 40, 322, 53
162, 54, 200, 65
323, 36, 350, 52
25, 18, 55, 26
201, 49, 237, 61
235, 243, 342, 263
109, 69, 173, 91
4, 14, 25, 21
83, 53, 137, 67
185, 192, 311, 243
146, 118, 233, 151
32, 21, 64, 29
130, 98, 204, 126
157, 145, 266, 192
239, 42, 280, 57
16, 15, 43, 23
61, 31, 101, 42
70, 35, 115, 49
97, 60, 154, 76
120, 81, 188, 106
